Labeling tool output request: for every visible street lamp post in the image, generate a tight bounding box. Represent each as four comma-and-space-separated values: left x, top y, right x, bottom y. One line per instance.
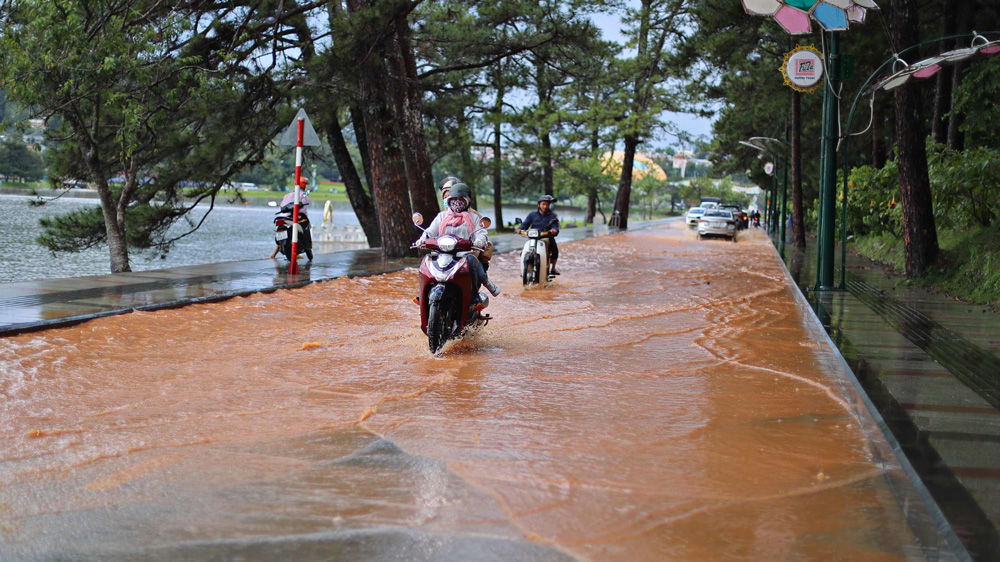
816, 31, 841, 291
740, 136, 787, 250
739, 0, 877, 289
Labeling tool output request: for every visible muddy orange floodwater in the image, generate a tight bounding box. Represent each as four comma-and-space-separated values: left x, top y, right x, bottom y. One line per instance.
1, 224, 935, 561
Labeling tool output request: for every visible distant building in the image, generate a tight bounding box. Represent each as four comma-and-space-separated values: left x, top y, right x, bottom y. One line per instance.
22, 119, 46, 147
602, 151, 667, 181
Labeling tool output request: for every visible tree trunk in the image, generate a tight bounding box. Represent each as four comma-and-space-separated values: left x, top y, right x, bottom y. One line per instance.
791, 91, 806, 249
94, 175, 131, 273
541, 132, 553, 197
324, 110, 382, 247
891, 0, 938, 277
585, 127, 599, 225
491, 72, 506, 231
351, 10, 413, 258
872, 100, 886, 169
71, 111, 131, 273
612, 134, 639, 230
349, 105, 374, 192
947, 62, 965, 151
947, 0, 972, 151
931, 8, 955, 144
492, 122, 505, 230
585, 188, 597, 225
392, 18, 439, 223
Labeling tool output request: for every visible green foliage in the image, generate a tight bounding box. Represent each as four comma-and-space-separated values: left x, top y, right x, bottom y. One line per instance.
37, 206, 106, 252
845, 142, 1000, 240
553, 154, 616, 204
952, 57, 1000, 149
0, 138, 45, 181
927, 224, 1000, 308
928, 142, 1000, 229
844, 162, 901, 237
0, 0, 285, 263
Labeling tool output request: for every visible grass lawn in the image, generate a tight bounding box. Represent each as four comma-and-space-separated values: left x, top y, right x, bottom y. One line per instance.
852, 224, 1000, 308
220, 183, 350, 203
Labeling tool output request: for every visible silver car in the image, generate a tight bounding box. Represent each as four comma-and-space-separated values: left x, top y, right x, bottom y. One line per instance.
697, 209, 737, 242
685, 207, 706, 226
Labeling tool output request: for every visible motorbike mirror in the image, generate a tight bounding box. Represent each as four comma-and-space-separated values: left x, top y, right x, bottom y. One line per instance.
267, 201, 278, 207
479, 217, 491, 229
514, 218, 521, 225
412, 213, 423, 226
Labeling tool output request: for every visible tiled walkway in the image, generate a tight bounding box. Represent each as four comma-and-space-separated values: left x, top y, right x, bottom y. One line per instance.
784, 239, 1000, 562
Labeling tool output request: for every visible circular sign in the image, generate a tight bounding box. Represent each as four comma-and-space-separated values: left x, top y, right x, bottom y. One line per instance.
781, 46, 825, 93
764, 162, 775, 176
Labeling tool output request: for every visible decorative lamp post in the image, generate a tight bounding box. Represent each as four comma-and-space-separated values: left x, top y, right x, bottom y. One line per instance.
838, 31, 1000, 289
740, 0, 879, 290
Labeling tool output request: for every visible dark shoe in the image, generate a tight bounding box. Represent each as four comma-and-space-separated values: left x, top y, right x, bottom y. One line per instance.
549, 268, 560, 275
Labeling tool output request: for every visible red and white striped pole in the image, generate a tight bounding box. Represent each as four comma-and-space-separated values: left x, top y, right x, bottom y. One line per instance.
289, 117, 304, 274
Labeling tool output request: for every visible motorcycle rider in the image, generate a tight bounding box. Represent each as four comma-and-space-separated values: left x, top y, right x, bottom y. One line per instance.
438, 176, 461, 202
270, 176, 311, 259
438, 176, 493, 271
515, 195, 560, 275
416, 183, 501, 300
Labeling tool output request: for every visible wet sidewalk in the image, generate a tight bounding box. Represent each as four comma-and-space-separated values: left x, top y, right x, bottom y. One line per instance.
0, 221, 670, 336
780, 236, 1000, 562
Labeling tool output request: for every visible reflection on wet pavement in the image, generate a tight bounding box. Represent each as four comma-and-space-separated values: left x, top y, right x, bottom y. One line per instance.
784, 241, 999, 562
0, 224, 962, 560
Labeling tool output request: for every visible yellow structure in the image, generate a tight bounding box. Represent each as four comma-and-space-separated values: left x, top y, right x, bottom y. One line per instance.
602, 151, 668, 181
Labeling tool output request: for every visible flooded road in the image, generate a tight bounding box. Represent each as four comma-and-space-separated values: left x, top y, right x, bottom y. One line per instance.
1, 224, 942, 561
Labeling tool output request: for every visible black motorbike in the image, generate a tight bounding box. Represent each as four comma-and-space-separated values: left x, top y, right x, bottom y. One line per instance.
274, 203, 313, 261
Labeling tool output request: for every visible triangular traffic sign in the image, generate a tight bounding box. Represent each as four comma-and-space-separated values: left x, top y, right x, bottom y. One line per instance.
278, 108, 322, 147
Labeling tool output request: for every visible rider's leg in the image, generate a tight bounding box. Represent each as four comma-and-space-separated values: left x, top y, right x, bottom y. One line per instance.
467, 255, 500, 297
548, 238, 560, 275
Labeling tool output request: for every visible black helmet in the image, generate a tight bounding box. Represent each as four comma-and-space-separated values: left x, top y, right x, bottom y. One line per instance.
438, 176, 460, 192
448, 183, 472, 200
538, 195, 556, 204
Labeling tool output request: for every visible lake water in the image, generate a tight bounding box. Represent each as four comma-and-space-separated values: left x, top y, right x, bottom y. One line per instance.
0, 193, 590, 283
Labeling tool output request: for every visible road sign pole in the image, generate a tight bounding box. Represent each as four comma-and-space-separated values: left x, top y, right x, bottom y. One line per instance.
289, 118, 304, 275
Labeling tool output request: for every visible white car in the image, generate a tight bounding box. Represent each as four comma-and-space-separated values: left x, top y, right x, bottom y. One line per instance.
697, 209, 737, 242
685, 207, 706, 226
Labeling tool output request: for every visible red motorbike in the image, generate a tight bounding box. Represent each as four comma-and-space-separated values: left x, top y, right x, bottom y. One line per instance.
413, 214, 492, 354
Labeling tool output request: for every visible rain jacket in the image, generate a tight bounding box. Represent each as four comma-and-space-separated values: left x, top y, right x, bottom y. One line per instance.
519, 209, 560, 235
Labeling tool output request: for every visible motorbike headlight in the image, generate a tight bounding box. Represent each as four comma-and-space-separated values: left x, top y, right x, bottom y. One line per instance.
527, 229, 539, 238
437, 235, 458, 252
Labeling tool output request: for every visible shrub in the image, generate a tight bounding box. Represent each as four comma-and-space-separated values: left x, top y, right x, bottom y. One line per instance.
844, 161, 901, 237
928, 142, 1000, 229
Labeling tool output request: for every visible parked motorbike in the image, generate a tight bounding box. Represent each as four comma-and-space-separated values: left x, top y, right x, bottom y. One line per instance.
412, 213, 492, 354
519, 228, 554, 287
274, 203, 313, 261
